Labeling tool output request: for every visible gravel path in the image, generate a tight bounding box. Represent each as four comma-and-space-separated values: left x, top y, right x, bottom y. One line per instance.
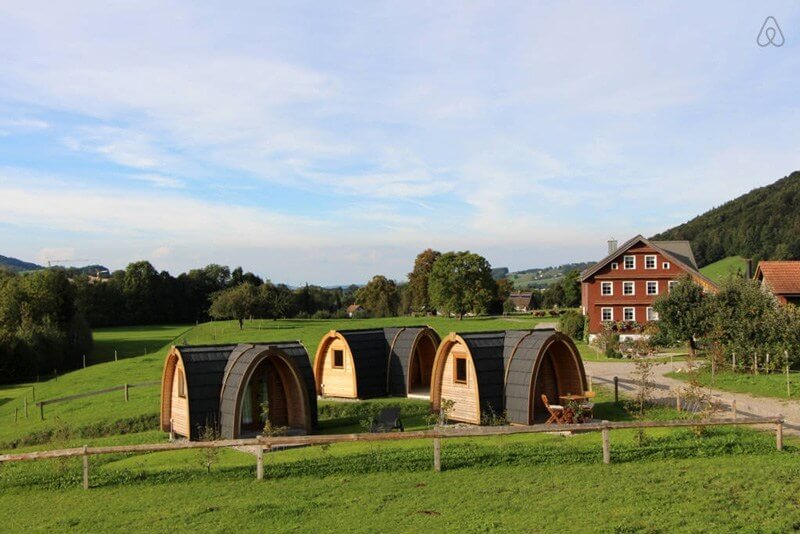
585, 360, 800, 435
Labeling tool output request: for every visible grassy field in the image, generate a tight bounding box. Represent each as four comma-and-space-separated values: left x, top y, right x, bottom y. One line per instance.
700, 256, 749, 283
667, 368, 800, 400
3, 320, 799, 531
1, 424, 796, 531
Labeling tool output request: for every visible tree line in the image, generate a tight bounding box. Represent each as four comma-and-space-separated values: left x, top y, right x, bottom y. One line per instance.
0, 248, 581, 380
652, 170, 800, 266
653, 275, 800, 368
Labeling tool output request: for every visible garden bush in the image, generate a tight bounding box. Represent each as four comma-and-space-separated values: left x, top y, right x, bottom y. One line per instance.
558, 310, 584, 340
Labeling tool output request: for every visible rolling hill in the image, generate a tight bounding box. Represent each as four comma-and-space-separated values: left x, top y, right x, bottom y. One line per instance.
699, 256, 751, 283
507, 261, 594, 290
652, 170, 800, 267
0, 254, 43, 273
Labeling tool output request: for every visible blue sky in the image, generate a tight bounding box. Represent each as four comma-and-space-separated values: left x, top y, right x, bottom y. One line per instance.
0, 1, 799, 285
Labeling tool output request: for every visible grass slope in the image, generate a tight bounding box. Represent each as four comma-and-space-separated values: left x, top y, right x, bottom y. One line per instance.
667, 368, 800, 400
699, 256, 749, 283
1, 425, 796, 531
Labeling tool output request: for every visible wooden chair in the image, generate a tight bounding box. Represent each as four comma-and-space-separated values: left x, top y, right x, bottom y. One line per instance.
581, 390, 596, 420
370, 408, 404, 433
541, 394, 565, 425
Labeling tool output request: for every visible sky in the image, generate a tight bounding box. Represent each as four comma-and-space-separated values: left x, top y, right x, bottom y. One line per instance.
0, 1, 799, 285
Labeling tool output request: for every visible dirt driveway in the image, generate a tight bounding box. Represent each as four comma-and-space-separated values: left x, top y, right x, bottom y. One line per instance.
585, 360, 800, 435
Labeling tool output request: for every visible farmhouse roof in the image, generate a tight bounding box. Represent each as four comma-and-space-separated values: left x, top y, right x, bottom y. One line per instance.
754, 261, 800, 295
507, 292, 534, 306
579, 234, 715, 287
346, 304, 364, 313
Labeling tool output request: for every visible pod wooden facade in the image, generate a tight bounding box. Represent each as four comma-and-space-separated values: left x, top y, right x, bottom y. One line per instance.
431, 329, 587, 425
313, 327, 441, 399
160, 342, 317, 440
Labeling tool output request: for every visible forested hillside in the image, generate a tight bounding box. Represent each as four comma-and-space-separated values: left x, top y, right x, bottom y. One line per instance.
652, 171, 800, 266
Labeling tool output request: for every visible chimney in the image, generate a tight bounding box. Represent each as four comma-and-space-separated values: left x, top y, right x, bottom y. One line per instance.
608, 238, 618, 255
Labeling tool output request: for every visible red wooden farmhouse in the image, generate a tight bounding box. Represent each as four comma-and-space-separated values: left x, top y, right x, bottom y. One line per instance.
580, 235, 717, 340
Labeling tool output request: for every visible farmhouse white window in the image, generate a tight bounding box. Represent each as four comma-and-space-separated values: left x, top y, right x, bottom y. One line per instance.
645, 255, 657, 269
611, 262, 619, 270
646, 281, 658, 295
623, 256, 635, 270
601, 281, 613, 296
668, 281, 677, 292
623, 281, 635, 296
177, 370, 186, 398
646, 307, 659, 321
623, 307, 635, 321
662, 262, 670, 269
601, 307, 613, 321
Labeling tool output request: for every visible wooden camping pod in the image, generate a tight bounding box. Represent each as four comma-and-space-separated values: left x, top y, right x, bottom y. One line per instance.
385, 327, 441, 397
431, 329, 587, 425
160, 345, 237, 440
218, 342, 317, 439
313, 326, 441, 399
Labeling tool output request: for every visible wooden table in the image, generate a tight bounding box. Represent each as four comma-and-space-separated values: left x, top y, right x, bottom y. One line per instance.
559, 394, 589, 403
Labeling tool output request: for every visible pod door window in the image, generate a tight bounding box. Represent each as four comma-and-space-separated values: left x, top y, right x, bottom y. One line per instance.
454, 355, 468, 385
332, 349, 344, 369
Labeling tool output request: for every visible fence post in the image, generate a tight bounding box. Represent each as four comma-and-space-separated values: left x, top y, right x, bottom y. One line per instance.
433, 437, 442, 472
588, 374, 593, 392
169, 418, 175, 441
24, 397, 28, 418
256, 446, 264, 480
787, 365, 791, 398
124, 383, 129, 402
39, 402, 44, 421
83, 354, 86, 369
114, 350, 118, 362
776, 417, 784, 451
613, 377, 619, 403
31, 385, 35, 403
601, 421, 611, 464
14, 407, 18, 423
82, 445, 89, 490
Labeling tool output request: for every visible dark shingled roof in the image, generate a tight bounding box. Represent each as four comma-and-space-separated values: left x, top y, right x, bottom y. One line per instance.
175, 344, 237, 440
457, 331, 507, 417
219, 341, 317, 439
504, 330, 556, 425
385, 326, 441, 396
338, 329, 391, 399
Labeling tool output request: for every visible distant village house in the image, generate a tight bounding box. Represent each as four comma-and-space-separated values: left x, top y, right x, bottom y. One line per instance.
507, 292, 535, 312
346, 304, 365, 318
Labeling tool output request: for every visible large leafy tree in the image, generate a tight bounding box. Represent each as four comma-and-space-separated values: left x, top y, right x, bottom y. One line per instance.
209, 282, 259, 330
652, 276, 710, 356
407, 249, 441, 314
428, 251, 496, 319
705, 276, 781, 367
355, 275, 399, 318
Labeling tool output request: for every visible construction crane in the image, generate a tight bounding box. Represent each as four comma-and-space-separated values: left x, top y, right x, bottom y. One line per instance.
46, 259, 93, 267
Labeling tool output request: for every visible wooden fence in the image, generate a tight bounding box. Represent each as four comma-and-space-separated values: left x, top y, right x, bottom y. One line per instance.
32, 381, 160, 421
0, 416, 783, 490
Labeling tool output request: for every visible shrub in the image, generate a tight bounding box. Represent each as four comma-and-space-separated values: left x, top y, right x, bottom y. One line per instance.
312, 310, 332, 319
558, 310, 584, 340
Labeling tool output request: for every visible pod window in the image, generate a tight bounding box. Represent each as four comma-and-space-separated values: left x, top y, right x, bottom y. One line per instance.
333, 349, 344, 369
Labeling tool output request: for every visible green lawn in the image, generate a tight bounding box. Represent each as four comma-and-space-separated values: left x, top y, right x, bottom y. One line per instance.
2, 320, 797, 531
667, 368, 800, 400
700, 256, 750, 283
1, 425, 796, 532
